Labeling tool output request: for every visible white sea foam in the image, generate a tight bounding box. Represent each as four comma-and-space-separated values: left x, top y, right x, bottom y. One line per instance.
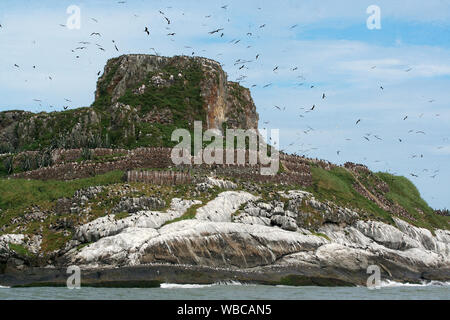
379, 280, 450, 288
160, 281, 247, 289
0, 285, 10, 289
161, 283, 214, 289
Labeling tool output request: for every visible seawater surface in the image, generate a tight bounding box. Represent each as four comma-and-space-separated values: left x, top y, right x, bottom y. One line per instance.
0, 281, 449, 300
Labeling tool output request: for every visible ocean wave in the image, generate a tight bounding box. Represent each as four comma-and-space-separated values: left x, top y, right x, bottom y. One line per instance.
161, 281, 248, 289
0, 285, 10, 289
379, 280, 450, 288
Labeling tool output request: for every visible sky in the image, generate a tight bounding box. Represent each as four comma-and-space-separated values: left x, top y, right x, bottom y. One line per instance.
0, 0, 449, 209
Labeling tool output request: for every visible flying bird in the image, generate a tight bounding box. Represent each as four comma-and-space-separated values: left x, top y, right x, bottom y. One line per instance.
209, 28, 224, 34
356, 119, 361, 125
90, 32, 101, 36
144, 27, 150, 35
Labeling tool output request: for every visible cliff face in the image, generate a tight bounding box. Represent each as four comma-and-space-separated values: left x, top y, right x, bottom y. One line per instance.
0, 183, 449, 287
0, 54, 258, 153
95, 54, 258, 131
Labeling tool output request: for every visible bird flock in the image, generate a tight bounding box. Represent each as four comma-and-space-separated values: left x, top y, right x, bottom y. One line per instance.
1, 2, 447, 184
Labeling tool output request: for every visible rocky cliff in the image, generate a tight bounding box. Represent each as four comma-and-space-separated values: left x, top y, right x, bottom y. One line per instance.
0, 54, 258, 153
0, 54, 448, 288
0, 176, 448, 287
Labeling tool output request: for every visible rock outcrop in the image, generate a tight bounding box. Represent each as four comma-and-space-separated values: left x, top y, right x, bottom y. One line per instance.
1, 185, 447, 287
0, 54, 259, 153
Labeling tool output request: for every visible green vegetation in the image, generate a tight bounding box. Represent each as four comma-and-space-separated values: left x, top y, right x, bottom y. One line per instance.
115, 61, 206, 149
117, 63, 205, 119
306, 165, 448, 230
163, 203, 203, 226
8, 243, 33, 257
311, 232, 331, 241
307, 165, 393, 223
92, 59, 120, 109
0, 170, 123, 212
376, 173, 449, 231
114, 212, 130, 220
0, 60, 209, 153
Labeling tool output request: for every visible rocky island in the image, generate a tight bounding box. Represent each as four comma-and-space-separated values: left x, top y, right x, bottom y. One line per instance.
0, 54, 448, 287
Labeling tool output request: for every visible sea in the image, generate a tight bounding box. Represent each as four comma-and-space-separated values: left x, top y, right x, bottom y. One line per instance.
0, 281, 449, 300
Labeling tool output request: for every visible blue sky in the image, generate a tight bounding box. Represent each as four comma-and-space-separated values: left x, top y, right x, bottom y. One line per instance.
0, 0, 449, 209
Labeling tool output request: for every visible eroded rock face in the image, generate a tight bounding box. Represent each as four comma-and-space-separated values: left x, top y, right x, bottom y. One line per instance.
96, 54, 259, 132
1, 181, 449, 286
74, 198, 201, 243
52, 187, 450, 286
0, 54, 259, 153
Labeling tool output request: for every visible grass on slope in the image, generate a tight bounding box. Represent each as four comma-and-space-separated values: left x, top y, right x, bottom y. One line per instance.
307, 165, 449, 230
376, 173, 449, 231
307, 166, 394, 224
0, 171, 124, 212
0, 171, 123, 255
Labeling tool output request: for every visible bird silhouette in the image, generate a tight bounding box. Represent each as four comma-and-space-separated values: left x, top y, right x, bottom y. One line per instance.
209, 28, 224, 34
